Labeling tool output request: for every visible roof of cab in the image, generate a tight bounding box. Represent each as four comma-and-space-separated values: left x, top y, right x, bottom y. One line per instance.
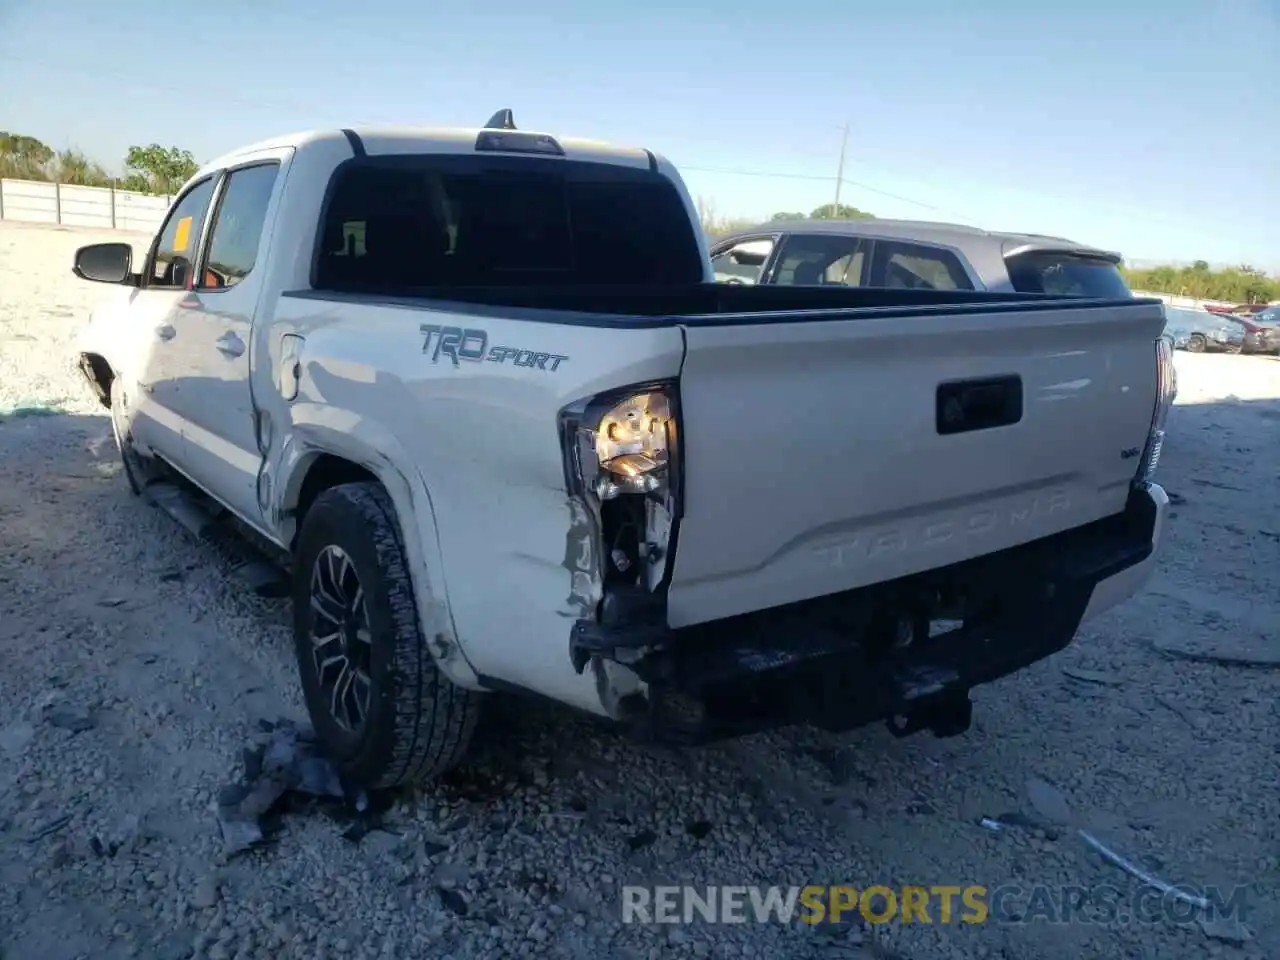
197, 125, 656, 179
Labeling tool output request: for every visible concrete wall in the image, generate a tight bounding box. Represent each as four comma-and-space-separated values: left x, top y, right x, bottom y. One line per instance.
0, 179, 170, 236
1130, 289, 1240, 311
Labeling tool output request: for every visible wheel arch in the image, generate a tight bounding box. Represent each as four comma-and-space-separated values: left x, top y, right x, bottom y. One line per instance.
275, 431, 481, 690
78, 352, 114, 409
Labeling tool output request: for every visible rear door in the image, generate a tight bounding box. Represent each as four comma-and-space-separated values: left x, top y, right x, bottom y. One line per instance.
665, 298, 1167, 628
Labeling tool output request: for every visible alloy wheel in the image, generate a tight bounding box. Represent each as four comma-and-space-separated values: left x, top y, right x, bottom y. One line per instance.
308, 545, 373, 733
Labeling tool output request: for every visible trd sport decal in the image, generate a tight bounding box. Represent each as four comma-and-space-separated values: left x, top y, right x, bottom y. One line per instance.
420, 324, 568, 371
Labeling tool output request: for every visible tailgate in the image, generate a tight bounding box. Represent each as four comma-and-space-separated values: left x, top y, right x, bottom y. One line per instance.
665, 299, 1166, 628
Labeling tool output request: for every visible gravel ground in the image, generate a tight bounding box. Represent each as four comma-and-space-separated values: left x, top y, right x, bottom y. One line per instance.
1, 219, 1278, 960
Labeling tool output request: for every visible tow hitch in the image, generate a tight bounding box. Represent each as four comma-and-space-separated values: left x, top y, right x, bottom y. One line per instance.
885, 691, 973, 739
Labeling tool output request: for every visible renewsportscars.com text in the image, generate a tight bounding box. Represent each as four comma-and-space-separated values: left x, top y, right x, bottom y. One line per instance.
622, 884, 1251, 927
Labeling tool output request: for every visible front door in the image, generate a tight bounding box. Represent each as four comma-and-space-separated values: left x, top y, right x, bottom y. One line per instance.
166, 153, 291, 529
124, 176, 220, 464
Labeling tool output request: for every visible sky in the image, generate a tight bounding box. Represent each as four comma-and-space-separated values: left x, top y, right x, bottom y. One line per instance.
1, 0, 1277, 270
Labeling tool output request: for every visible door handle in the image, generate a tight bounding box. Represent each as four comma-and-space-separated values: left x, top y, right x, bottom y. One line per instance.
216, 332, 245, 358
155, 324, 176, 341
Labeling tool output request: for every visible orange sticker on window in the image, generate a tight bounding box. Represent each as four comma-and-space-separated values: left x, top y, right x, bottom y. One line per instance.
173, 216, 193, 253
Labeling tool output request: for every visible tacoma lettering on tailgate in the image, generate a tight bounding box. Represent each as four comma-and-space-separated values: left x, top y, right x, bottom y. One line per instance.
815, 488, 1071, 568
420, 324, 569, 371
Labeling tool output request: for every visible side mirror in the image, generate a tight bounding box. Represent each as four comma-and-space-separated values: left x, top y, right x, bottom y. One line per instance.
73, 242, 135, 284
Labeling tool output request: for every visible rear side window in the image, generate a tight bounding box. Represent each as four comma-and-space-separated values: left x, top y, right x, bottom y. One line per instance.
1005, 252, 1131, 297
200, 162, 279, 290
314, 155, 704, 290
770, 233, 868, 286
869, 241, 974, 291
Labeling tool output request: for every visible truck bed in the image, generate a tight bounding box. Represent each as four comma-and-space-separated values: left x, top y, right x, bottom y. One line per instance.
283, 282, 1157, 324
278, 284, 1165, 630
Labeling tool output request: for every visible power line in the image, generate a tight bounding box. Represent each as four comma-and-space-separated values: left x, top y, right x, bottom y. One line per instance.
833, 121, 849, 211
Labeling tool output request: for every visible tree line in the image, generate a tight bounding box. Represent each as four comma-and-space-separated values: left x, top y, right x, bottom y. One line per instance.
697, 197, 875, 238
1119, 261, 1277, 305
0, 132, 198, 196
696, 194, 1274, 303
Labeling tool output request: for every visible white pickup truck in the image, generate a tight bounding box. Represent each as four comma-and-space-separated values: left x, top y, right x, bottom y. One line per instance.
72, 111, 1174, 789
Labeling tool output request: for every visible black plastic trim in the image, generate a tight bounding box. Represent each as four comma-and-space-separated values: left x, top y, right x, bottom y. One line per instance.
936, 374, 1024, 435
340, 129, 366, 157
280, 286, 1164, 330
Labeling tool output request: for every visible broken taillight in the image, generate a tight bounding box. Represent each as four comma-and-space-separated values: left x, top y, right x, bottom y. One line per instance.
559, 381, 682, 594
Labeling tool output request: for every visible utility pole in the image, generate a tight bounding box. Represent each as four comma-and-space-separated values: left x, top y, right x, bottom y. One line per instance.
832, 122, 849, 214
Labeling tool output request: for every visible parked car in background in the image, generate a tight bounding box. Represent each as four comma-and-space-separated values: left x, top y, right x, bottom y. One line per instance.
1161, 305, 1255, 353
709, 219, 1133, 297
1242, 306, 1280, 354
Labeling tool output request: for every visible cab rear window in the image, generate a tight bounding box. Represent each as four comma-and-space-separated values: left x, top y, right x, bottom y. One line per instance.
1005, 252, 1131, 298
313, 154, 705, 291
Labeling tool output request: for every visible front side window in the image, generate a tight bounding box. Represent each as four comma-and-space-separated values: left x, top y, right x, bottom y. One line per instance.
770, 233, 867, 286
871, 241, 974, 291
200, 163, 280, 291
710, 237, 775, 284
313, 155, 705, 290
148, 177, 216, 289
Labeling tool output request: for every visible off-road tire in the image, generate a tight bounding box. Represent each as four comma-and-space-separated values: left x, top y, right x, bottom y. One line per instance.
292, 481, 481, 788
109, 376, 156, 496
1186, 334, 1207, 353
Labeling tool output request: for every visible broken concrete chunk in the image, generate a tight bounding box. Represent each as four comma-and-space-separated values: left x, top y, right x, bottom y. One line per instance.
216, 813, 265, 856
106, 813, 143, 855
294, 755, 344, 799
1198, 915, 1252, 944
0, 722, 35, 756
423, 837, 450, 858
213, 717, 376, 855
261, 731, 298, 773
1153, 634, 1280, 668
234, 773, 289, 820
1025, 777, 1073, 826
45, 705, 94, 734
191, 873, 222, 910
1061, 667, 1123, 686
438, 887, 469, 916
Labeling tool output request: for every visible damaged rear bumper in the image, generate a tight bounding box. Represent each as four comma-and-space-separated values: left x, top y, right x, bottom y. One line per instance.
571, 483, 1166, 744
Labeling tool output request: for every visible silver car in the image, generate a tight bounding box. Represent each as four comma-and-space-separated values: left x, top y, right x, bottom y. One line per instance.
1161, 305, 1250, 353
709, 219, 1133, 297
